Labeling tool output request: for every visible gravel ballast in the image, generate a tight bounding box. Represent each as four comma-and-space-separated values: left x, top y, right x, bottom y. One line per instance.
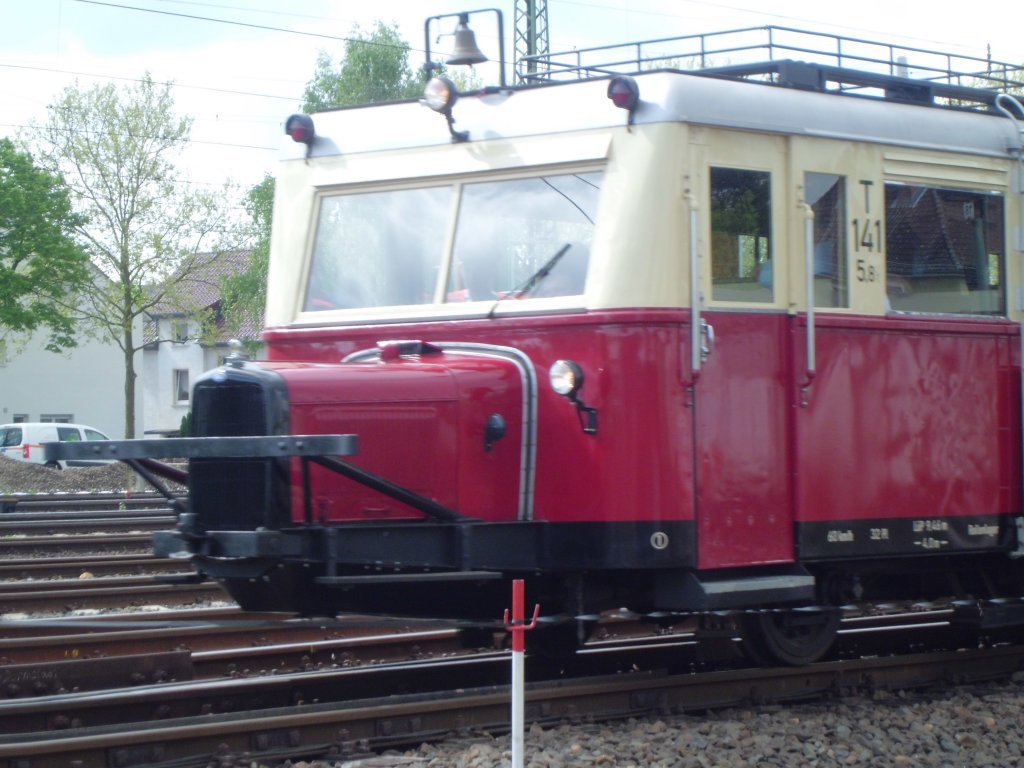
5, 455, 1024, 767
318, 680, 1024, 767
0, 455, 171, 494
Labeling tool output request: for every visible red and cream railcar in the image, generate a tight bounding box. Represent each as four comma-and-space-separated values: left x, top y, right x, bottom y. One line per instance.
71, 29, 1024, 663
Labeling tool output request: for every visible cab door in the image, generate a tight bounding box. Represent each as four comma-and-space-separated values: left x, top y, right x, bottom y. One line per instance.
689, 130, 794, 569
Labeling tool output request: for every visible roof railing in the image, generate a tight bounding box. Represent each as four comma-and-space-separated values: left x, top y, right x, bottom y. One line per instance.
517, 25, 1023, 109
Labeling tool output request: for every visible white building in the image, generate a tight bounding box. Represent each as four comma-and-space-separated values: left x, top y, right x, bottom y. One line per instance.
0, 251, 262, 439
0, 261, 137, 437
141, 250, 263, 436
0, 323, 136, 438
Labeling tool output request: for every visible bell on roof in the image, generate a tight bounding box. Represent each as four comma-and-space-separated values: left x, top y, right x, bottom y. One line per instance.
447, 14, 488, 66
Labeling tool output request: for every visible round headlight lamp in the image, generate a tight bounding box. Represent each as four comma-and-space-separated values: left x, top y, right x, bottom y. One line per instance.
549, 360, 584, 399
424, 77, 458, 113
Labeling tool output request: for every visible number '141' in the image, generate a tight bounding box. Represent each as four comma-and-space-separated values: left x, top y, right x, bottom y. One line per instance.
852, 218, 882, 253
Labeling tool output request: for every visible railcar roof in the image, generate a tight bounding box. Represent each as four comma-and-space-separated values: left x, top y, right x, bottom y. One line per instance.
285, 70, 1022, 163
283, 25, 1023, 164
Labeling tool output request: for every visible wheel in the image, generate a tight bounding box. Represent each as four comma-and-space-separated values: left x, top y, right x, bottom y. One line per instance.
44, 461, 62, 470
742, 608, 840, 666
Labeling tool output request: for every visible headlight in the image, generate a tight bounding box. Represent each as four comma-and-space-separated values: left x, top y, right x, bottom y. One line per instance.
549, 360, 584, 398
424, 77, 458, 113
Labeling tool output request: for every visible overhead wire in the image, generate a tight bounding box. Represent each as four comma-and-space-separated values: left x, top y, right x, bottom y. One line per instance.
2, 0, 438, 172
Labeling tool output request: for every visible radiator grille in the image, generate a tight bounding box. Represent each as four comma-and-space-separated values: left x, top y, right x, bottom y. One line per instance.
190, 374, 290, 531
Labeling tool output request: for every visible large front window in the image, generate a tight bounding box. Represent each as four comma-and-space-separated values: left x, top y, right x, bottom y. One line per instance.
305, 170, 602, 312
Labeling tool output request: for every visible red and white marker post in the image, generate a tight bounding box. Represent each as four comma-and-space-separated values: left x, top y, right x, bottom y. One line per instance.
503, 579, 540, 768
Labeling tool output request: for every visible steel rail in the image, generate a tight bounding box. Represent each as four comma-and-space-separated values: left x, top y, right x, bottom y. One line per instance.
0, 507, 176, 522
3, 643, 1024, 767
0, 493, 181, 514
0, 532, 154, 557
0, 579, 231, 615
0, 618, 457, 669
0, 516, 175, 535
0, 554, 190, 580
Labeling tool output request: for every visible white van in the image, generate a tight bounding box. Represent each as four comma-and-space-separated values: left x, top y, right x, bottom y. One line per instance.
0, 422, 113, 469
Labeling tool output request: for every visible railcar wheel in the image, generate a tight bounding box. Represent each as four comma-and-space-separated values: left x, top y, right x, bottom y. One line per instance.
742, 608, 840, 666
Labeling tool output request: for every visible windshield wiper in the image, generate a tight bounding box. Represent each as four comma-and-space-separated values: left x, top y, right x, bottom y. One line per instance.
486, 243, 571, 319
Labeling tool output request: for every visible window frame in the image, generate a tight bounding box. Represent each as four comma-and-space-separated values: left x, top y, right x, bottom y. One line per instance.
299, 163, 605, 322
883, 181, 1006, 317
173, 369, 191, 404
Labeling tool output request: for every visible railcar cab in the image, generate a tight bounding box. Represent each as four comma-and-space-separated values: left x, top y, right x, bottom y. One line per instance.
134, 24, 1024, 665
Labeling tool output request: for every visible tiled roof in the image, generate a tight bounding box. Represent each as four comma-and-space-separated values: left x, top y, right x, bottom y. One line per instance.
145, 250, 264, 344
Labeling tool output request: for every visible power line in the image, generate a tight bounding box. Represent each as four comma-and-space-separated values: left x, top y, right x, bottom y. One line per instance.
149, 0, 351, 25
0, 62, 302, 103
73, 0, 417, 53
0, 120, 277, 152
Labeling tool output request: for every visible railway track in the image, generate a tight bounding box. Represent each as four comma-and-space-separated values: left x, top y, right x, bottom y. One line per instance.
3, 638, 1023, 767
0, 495, 204, 615
0, 492, 182, 514
0, 553, 190, 580
4, 494, 1024, 765
0, 509, 176, 536
0, 499, 178, 566
0, 574, 231, 615
0, 613, 462, 680
0, 532, 156, 559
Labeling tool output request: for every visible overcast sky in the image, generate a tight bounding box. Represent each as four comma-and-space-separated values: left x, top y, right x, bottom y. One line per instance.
2, 0, 1021, 191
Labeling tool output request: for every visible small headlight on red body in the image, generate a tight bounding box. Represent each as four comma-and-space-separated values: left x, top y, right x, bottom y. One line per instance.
550, 359, 584, 399
284, 113, 315, 145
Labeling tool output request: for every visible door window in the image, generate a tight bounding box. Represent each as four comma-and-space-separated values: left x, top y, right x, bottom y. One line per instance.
710, 167, 773, 303
806, 172, 848, 308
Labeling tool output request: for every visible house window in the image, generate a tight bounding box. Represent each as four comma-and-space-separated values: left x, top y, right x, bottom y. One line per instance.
171, 319, 190, 344
12, 414, 28, 423
40, 414, 73, 423
174, 369, 190, 403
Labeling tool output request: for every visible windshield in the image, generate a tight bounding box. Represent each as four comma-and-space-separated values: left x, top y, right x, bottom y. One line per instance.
0, 427, 22, 447
304, 169, 602, 312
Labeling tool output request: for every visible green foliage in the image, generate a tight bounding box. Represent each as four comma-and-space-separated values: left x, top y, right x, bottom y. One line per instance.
302, 21, 423, 111
221, 175, 273, 336
0, 138, 90, 353
23, 74, 242, 437
179, 410, 192, 437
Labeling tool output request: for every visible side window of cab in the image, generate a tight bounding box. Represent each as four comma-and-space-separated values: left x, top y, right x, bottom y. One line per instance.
884, 183, 1005, 315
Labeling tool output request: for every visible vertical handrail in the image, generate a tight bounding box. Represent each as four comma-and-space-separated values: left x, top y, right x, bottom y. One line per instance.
688, 195, 703, 376
801, 203, 816, 405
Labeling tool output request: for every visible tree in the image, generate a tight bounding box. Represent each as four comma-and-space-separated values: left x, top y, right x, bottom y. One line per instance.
225, 23, 428, 331
0, 139, 91, 355
23, 75, 241, 438
302, 21, 423, 112
220, 174, 272, 348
